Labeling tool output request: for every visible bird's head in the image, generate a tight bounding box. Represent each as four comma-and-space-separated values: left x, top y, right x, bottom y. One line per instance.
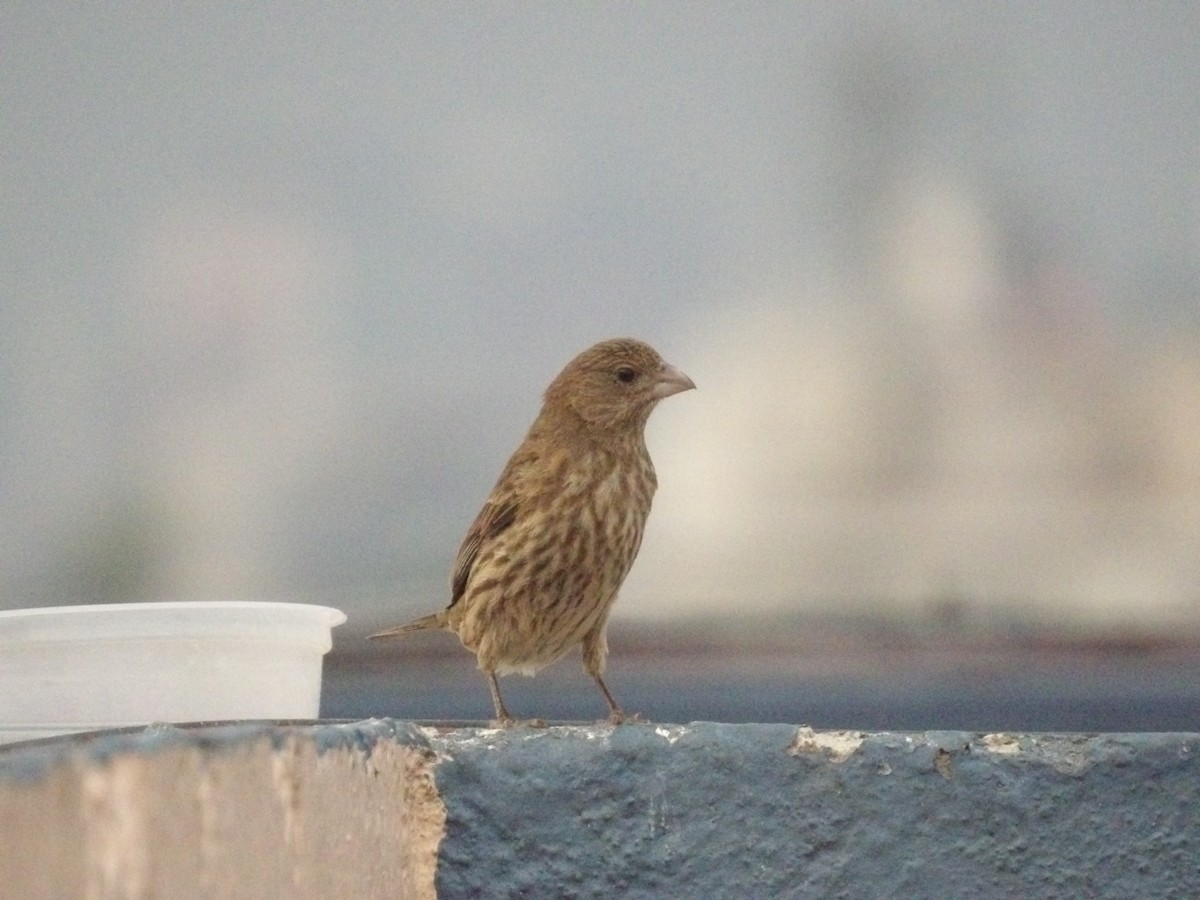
543, 338, 695, 432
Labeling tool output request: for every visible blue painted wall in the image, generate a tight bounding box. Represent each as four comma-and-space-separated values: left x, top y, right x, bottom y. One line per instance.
425, 723, 1200, 898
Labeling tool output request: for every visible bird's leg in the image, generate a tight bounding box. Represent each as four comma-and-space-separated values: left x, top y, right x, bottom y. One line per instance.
487, 672, 515, 727
592, 671, 623, 722
591, 672, 642, 725
582, 624, 641, 725
485, 672, 547, 728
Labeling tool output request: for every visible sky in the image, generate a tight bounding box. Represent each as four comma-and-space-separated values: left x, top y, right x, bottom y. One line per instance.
2, 3, 1198, 632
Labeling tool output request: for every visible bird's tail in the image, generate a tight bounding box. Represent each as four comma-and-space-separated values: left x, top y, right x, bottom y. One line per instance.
368, 612, 445, 640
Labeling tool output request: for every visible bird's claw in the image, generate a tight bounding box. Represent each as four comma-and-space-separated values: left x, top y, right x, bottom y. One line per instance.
490, 716, 549, 729
605, 710, 645, 726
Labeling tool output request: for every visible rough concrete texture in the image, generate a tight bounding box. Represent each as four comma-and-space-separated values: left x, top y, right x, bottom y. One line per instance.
0, 721, 443, 900
424, 722, 1200, 899
1, 721, 1197, 898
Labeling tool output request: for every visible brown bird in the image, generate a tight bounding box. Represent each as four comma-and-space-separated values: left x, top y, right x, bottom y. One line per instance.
370, 338, 695, 725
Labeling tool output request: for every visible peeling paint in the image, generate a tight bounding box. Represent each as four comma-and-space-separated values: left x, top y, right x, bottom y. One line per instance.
653, 724, 687, 744
934, 747, 954, 779
786, 725, 865, 762
981, 733, 1021, 754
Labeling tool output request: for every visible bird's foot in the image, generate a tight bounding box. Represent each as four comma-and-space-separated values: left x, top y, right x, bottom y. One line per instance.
489, 716, 549, 729
605, 710, 645, 726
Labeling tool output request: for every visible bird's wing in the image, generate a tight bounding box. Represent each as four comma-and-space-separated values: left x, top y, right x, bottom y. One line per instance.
449, 495, 518, 608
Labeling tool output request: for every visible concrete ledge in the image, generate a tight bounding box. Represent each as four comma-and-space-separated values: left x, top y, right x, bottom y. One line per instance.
427, 723, 1200, 897
2, 722, 1198, 898
0, 721, 443, 900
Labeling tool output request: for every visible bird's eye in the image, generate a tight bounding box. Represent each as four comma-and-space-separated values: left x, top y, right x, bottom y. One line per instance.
615, 366, 637, 383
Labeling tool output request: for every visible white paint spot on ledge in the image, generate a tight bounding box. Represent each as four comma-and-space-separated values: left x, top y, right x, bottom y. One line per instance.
980, 733, 1021, 755
786, 725, 865, 763
654, 725, 687, 744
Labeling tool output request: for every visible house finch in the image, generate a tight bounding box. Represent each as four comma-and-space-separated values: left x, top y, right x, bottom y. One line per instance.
370, 338, 694, 725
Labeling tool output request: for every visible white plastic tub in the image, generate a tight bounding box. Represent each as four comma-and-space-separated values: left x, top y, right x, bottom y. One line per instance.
0, 601, 346, 744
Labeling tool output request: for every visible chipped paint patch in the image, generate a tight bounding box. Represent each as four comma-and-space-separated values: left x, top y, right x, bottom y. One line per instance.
934, 747, 954, 779
981, 733, 1021, 755
653, 725, 687, 744
786, 725, 865, 763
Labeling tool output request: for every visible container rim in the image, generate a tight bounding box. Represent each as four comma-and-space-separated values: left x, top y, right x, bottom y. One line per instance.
0, 601, 347, 626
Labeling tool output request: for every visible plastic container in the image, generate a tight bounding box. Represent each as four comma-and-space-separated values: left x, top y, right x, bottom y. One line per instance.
0, 601, 346, 744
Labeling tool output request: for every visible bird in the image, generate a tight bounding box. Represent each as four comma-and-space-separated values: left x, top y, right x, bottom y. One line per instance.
370, 338, 695, 725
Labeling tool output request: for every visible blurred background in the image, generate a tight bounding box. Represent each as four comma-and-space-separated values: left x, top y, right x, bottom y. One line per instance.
4, 3, 1198, 729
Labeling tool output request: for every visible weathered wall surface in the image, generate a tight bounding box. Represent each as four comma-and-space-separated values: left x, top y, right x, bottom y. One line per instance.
427, 724, 1200, 898
2, 721, 1198, 898
0, 722, 443, 900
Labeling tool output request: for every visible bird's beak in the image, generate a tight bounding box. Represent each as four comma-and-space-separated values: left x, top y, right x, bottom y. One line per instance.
652, 362, 696, 400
